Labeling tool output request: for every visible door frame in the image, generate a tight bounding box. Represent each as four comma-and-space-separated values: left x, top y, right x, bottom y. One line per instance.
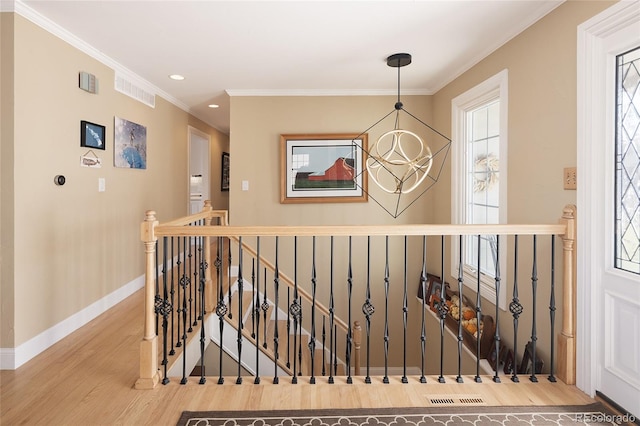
576, 0, 640, 398
188, 126, 212, 215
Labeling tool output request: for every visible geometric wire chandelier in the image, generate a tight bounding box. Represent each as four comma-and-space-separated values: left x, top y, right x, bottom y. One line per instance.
350, 53, 452, 218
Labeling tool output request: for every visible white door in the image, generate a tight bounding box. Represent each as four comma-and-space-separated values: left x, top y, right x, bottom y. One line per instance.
578, 1, 640, 417
188, 126, 211, 214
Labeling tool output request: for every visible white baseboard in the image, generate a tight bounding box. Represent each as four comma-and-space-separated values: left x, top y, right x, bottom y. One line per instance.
0, 275, 144, 370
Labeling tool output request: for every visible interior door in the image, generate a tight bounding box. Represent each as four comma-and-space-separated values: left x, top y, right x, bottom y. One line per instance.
188, 127, 211, 215
579, 2, 640, 417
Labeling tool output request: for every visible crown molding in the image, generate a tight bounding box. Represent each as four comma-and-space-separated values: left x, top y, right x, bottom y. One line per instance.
225, 88, 432, 97
13, 1, 190, 113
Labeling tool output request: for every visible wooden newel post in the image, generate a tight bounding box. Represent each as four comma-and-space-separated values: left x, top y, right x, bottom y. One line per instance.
203, 201, 215, 314
557, 205, 576, 385
353, 321, 362, 376
135, 210, 160, 389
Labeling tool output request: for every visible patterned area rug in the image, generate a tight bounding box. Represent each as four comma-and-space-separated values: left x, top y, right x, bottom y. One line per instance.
177, 403, 629, 425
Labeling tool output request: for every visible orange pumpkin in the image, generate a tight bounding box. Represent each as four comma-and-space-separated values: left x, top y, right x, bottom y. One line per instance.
462, 308, 476, 320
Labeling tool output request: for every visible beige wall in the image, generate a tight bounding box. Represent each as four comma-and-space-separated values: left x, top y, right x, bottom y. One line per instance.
229, 95, 436, 226
1, 14, 229, 352
1, 12, 16, 349
431, 0, 615, 225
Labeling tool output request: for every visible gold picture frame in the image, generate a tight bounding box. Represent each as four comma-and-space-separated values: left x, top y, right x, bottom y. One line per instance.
280, 133, 368, 204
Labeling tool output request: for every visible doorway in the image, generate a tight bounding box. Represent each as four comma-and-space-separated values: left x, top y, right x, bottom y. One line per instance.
188, 126, 211, 214
577, 1, 640, 417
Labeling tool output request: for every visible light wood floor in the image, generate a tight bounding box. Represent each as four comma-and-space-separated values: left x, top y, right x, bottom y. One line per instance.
0, 289, 596, 426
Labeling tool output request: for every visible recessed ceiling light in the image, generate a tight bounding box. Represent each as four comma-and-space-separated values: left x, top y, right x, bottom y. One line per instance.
169, 74, 185, 81
208, 104, 219, 108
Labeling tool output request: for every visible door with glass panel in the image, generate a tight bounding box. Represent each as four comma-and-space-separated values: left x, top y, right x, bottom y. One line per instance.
598, 34, 640, 418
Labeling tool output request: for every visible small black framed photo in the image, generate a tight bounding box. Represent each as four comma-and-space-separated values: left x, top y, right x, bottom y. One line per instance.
221, 152, 230, 191
80, 120, 106, 150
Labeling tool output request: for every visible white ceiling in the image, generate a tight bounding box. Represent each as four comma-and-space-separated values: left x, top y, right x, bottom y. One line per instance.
14, 0, 563, 135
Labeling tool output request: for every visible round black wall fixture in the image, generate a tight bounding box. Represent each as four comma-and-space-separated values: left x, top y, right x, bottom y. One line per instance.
54, 175, 66, 186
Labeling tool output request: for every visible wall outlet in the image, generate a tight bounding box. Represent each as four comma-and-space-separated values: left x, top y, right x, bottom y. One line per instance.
564, 167, 577, 190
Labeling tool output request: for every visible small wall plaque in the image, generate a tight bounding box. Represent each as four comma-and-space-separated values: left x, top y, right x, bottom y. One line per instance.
79, 71, 98, 94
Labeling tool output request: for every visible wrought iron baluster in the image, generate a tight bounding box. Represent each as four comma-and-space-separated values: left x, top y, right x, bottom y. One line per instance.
510, 235, 522, 383
216, 237, 227, 385
195, 222, 203, 323
170, 237, 175, 356
262, 266, 269, 349
192, 225, 199, 327
198, 235, 207, 385
402, 236, 408, 384
530, 235, 539, 383
286, 287, 291, 370
328, 236, 335, 384
251, 258, 256, 339
176, 237, 182, 348
272, 265, 280, 384
214, 236, 222, 297
274, 236, 281, 384
188, 239, 193, 332
456, 235, 464, 383
180, 289, 187, 384
322, 317, 326, 377
201, 232, 208, 319
158, 236, 171, 385
363, 236, 375, 384
254, 237, 261, 384
180, 237, 189, 385
438, 235, 448, 383
227, 243, 233, 319
474, 235, 482, 383
493, 235, 501, 383
419, 236, 427, 384
549, 235, 557, 383
309, 236, 317, 384
383, 236, 390, 384
297, 298, 302, 377
346, 236, 353, 384
155, 240, 159, 336
236, 237, 244, 384
290, 237, 300, 384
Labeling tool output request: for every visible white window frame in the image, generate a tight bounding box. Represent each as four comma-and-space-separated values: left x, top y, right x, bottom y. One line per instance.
451, 69, 509, 310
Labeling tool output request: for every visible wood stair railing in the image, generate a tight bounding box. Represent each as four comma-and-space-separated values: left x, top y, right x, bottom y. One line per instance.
136, 202, 577, 390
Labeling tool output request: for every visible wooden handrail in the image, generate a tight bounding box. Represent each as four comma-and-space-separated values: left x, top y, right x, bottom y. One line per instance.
155, 223, 566, 238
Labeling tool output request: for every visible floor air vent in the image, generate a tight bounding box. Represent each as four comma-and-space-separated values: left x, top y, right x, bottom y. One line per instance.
427, 395, 486, 406
430, 398, 456, 405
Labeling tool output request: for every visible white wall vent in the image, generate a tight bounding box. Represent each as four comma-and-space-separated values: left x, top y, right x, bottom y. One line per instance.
114, 72, 156, 108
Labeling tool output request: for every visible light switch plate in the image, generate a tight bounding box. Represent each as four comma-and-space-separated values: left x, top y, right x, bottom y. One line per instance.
563, 167, 576, 190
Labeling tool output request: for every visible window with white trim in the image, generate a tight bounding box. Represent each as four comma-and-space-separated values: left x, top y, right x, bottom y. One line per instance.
451, 70, 508, 309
